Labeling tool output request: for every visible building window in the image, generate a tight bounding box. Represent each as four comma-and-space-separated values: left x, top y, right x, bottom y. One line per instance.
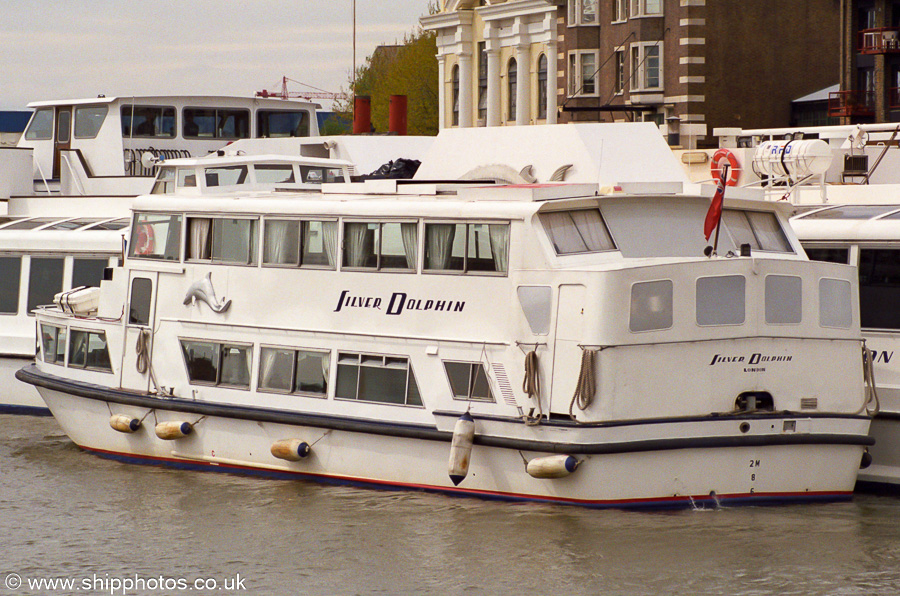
631, 43, 662, 91
615, 50, 625, 93
335, 352, 423, 406
508, 58, 517, 121
568, 0, 598, 25
568, 51, 599, 97
537, 54, 548, 120
478, 42, 487, 122
613, 0, 628, 22
630, 0, 662, 17
452, 65, 460, 126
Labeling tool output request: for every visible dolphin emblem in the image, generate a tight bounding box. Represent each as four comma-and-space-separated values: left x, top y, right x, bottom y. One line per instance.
183, 272, 231, 313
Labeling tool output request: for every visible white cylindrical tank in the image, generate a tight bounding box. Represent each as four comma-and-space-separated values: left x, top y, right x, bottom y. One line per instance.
753, 139, 833, 179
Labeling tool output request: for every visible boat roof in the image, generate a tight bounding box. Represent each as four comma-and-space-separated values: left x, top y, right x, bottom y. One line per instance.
26, 96, 318, 110
792, 204, 900, 241
158, 153, 354, 169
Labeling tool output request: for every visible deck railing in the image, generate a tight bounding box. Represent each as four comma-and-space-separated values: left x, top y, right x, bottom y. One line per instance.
828, 90, 876, 118
859, 27, 900, 54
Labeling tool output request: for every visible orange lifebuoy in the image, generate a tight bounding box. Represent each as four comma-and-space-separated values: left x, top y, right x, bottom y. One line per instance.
710, 148, 741, 186
134, 223, 156, 255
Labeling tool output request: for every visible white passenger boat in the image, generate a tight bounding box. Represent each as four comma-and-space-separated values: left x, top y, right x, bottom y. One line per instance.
677, 124, 900, 491
16, 123, 874, 508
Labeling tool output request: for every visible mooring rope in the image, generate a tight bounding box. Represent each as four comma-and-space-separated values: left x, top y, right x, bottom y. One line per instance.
861, 341, 881, 416
522, 350, 542, 425
135, 328, 167, 396
569, 349, 598, 421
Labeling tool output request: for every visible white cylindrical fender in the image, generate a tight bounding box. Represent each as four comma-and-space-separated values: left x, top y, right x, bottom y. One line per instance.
155, 421, 193, 440
109, 414, 141, 433
270, 439, 311, 462
526, 455, 579, 479
448, 412, 475, 486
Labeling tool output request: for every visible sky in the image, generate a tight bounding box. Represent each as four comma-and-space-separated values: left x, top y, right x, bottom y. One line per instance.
0, 1, 433, 111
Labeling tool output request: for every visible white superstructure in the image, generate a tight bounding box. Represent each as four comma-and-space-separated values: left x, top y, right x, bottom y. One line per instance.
17, 124, 874, 508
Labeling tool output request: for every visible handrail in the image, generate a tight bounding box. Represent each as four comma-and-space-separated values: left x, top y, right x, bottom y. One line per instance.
60, 152, 86, 195
32, 157, 53, 195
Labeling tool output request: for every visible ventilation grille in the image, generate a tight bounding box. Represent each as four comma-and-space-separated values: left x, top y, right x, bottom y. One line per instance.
800, 397, 818, 410
491, 363, 518, 407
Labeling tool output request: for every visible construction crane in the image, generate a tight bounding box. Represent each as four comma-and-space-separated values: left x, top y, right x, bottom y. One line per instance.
256, 76, 348, 101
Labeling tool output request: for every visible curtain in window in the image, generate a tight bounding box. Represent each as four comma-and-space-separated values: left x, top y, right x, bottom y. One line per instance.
426, 224, 456, 269
322, 221, 337, 267
570, 210, 613, 251
401, 223, 417, 269
189, 218, 211, 260
344, 223, 371, 267
488, 225, 509, 272
543, 212, 583, 253
264, 220, 296, 264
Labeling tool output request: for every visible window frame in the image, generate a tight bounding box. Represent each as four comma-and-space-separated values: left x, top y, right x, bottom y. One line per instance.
121, 105, 176, 139
443, 361, 495, 402
24, 108, 54, 140
630, 0, 663, 18
422, 220, 510, 276
0, 256, 22, 315
262, 217, 338, 270
568, 51, 601, 98
631, 42, 663, 91
341, 220, 419, 273
182, 107, 251, 140
74, 105, 109, 139
507, 58, 517, 122
257, 345, 330, 398
67, 328, 113, 373
537, 54, 548, 120
40, 323, 67, 365
612, 0, 628, 22
179, 338, 253, 390
568, 0, 599, 26
334, 351, 423, 407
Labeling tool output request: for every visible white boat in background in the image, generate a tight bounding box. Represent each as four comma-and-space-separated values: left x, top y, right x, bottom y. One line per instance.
16, 123, 874, 508
676, 123, 900, 490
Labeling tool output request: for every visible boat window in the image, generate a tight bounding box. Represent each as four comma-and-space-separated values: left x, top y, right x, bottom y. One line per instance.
820, 278, 853, 329
205, 166, 248, 187
24, 108, 53, 140
423, 222, 509, 274
212, 218, 258, 265
255, 164, 295, 184
721, 210, 792, 253
300, 166, 345, 184
151, 167, 177, 194
4, 218, 56, 230
0, 257, 21, 314
859, 249, 900, 329
183, 108, 250, 139
74, 106, 108, 139
256, 110, 309, 138
263, 219, 337, 268
335, 352, 423, 406
180, 340, 251, 389
801, 205, 900, 220
68, 329, 112, 372
443, 361, 495, 402
540, 209, 616, 255
258, 347, 329, 396
85, 218, 129, 231
121, 105, 176, 138
72, 258, 109, 289
342, 221, 417, 271
697, 275, 745, 326
765, 275, 802, 325
129, 213, 182, 261
57, 111, 70, 143
42, 218, 102, 231
40, 324, 66, 364
27, 256, 65, 314
804, 247, 850, 264
630, 280, 673, 332
177, 168, 196, 188
129, 278, 153, 326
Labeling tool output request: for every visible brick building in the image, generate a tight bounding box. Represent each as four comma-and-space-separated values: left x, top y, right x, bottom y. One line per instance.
423, 0, 840, 148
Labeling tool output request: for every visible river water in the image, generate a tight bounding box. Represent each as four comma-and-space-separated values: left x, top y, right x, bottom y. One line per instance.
2, 413, 900, 596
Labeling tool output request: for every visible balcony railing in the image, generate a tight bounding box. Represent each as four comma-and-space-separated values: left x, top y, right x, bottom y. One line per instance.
859, 27, 900, 54
829, 90, 876, 117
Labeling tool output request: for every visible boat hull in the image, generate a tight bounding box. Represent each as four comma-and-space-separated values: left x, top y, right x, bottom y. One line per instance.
0, 356, 50, 415
857, 411, 900, 488
22, 366, 872, 509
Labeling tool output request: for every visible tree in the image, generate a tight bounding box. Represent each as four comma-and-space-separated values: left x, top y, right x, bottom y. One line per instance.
336, 28, 438, 136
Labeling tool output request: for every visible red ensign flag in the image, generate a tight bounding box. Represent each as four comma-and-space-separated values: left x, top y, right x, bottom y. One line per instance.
704, 166, 728, 241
